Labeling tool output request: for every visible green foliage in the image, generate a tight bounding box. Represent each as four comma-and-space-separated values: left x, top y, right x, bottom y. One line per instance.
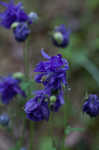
86, 0, 99, 9
65, 126, 84, 135
40, 137, 56, 150
8, 141, 21, 150
20, 79, 37, 99
21, 80, 36, 91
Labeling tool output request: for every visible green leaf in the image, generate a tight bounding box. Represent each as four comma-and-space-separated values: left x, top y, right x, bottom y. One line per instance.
86, 0, 99, 9
40, 137, 56, 150
65, 126, 84, 135
20, 80, 37, 92
8, 141, 21, 150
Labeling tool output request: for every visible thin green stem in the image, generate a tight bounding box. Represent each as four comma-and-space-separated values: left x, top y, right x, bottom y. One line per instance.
20, 118, 27, 146
72, 53, 99, 86
48, 113, 58, 149
23, 38, 34, 150
81, 58, 99, 86
24, 39, 30, 81
29, 121, 34, 150
60, 104, 66, 150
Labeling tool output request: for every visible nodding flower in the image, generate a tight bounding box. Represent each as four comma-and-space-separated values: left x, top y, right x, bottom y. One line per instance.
0, 76, 26, 104
0, 0, 28, 29
52, 24, 70, 48
12, 22, 30, 42
82, 94, 99, 117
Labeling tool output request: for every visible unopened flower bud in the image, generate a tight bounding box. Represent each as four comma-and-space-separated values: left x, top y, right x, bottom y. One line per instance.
50, 95, 56, 103
11, 22, 19, 29
13, 72, 24, 80
53, 32, 63, 45
28, 12, 39, 24
41, 76, 46, 82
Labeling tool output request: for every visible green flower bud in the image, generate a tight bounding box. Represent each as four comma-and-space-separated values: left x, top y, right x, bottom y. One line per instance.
50, 95, 56, 103
41, 76, 46, 82
53, 32, 63, 45
11, 22, 19, 29
28, 12, 39, 24
13, 72, 24, 80
62, 84, 66, 89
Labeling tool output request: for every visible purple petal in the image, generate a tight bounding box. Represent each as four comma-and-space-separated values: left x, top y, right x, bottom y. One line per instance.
16, 2, 22, 9
34, 73, 45, 83
13, 86, 26, 97
59, 89, 64, 105
41, 104, 49, 121
25, 98, 39, 113
0, 1, 8, 7
41, 49, 51, 59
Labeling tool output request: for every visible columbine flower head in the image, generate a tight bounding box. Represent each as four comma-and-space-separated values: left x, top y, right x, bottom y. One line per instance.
0, 76, 25, 104
24, 90, 50, 122
34, 49, 69, 105
0, 0, 28, 29
52, 24, 70, 48
12, 22, 30, 42
25, 50, 69, 122
82, 94, 99, 117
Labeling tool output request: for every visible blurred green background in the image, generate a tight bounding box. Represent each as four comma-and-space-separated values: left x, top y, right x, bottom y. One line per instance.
0, 0, 99, 150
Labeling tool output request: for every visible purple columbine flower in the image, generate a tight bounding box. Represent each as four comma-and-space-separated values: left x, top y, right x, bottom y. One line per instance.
34, 49, 69, 105
52, 24, 70, 48
0, 76, 26, 104
0, 0, 28, 29
82, 94, 99, 117
24, 90, 50, 122
13, 22, 30, 42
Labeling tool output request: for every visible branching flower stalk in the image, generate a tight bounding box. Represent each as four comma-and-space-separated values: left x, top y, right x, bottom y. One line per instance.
23, 39, 35, 150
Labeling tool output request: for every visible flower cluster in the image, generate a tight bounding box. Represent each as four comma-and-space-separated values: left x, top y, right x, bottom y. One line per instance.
0, 0, 38, 42
83, 94, 99, 117
24, 49, 69, 121
0, 76, 25, 104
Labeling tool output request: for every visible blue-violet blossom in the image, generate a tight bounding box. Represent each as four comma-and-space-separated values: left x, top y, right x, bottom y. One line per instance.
52, 24, 70, 48
0, 0, 28, 29
13, 22, 30, 42
34, 49, 69, 105
0, 76, 25, 104
83, 94, 99, 117
24, 90, 49, 122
